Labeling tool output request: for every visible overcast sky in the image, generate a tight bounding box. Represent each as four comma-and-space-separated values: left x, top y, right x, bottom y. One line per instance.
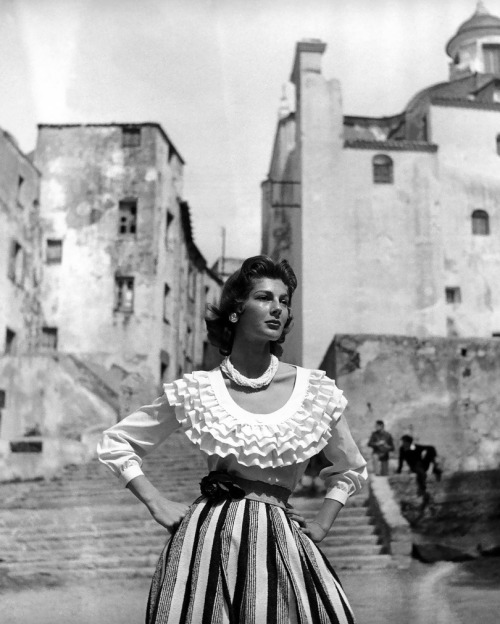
1, 0, 497, 264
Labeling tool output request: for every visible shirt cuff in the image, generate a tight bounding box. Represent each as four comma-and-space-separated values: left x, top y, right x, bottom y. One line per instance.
119, 464, 144, 487
324, 487, 349, 506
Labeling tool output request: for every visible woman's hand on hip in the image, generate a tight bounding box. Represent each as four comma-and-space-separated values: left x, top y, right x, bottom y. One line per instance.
147, 497, 189, 532
301, 520, 328, 543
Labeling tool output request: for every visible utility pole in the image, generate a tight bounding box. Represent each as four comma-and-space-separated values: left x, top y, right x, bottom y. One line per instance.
221, 226, 226, 279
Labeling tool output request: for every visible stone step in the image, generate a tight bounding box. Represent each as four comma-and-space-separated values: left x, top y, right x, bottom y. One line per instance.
2, 527, 379, 556
0, 513, 374, 536
1, 518, 377, 542
2, 553, 395, 580
3, 541, 384, 567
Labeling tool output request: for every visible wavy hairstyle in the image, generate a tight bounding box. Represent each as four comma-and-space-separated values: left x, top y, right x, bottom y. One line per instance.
206, 255, 298, 356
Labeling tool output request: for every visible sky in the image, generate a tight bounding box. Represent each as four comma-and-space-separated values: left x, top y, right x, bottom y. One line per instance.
1, 0, 498, 264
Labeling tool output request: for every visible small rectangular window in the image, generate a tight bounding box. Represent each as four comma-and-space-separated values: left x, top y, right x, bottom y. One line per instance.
188, 266, 196, 301
0, 389, 5, 408
163, 283, 171, 323
445, 287, 461, 304
115, 276, 134, 312
8, 240, 23, 284
17, 176, 24, 206
122, 127, 141, 148
5, 328, 16, 354
472, 210, 489, 235
41, 327, 58, 350
165, 210, 174, 247
373, 155, 394, 184
484, 44, 500, 74
118, 200, 137, 235
46, 239, 63, 264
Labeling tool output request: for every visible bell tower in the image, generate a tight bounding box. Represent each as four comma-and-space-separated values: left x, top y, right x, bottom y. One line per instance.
446, 2, 500, 80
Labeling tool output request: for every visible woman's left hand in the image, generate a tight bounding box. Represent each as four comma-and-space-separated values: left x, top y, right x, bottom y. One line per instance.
285, 508, 328, 543
301, 520, 328, 543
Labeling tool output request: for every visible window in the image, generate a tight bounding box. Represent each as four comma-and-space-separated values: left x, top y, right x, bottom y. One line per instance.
497, 135, 500, 155
41, 327, 58, 350
188, 266, 196, 301
163, 283, 171, 323
0, 390, 5, 409
8, 240, 23, 284
160, 350, 170, 383
115, 276, 134, 312
160, 361, 168, 383
165, 210, 174, 248
46, 239, 63, 264
421, 115, 428, 141
445, 287, 461, 304
17, 176, 24, 206
122, 127, 141, 148
483, 44, 500, 74
5, 328, 16, 354
118, 199, 137, 235
472, 210, 490, 235
373, 154, 393, 184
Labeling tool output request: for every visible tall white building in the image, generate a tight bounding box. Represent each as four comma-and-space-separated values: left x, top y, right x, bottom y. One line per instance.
263, 3, 500, 367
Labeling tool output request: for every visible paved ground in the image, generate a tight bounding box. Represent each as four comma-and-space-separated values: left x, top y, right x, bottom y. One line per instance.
2, 558, 500, 623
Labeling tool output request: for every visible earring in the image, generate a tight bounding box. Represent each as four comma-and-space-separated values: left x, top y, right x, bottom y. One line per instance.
229, 313, 238, 323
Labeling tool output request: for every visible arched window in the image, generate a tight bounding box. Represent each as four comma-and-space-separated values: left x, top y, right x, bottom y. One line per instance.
496, 134, 500, 155
472, 210, 490, 235
372, 154, 393, 184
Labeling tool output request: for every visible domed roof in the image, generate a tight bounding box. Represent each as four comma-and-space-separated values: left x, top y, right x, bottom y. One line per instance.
446, 2, 500, 57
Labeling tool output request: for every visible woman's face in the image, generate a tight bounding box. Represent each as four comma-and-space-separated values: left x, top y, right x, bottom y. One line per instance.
234, 278, 290, 344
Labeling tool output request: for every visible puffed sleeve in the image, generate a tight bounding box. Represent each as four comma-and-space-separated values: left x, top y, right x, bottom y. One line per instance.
97, 394, 180, 487
320, 414, 368, 505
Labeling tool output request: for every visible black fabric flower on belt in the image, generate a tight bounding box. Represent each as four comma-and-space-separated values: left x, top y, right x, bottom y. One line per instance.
200, 471, 245, 502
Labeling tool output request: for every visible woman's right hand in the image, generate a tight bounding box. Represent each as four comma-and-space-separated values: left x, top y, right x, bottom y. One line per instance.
146, 497, 189, 532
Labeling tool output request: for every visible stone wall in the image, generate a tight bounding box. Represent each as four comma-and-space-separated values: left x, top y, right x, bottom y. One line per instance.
389, 470, 500, 558
321, 334, 500, 473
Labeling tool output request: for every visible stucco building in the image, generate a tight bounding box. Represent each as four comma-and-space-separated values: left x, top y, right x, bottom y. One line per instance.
262, 3, 500, 368
0, 122, 220, 463
0, 128, 42, 360
34, 123, 219, 385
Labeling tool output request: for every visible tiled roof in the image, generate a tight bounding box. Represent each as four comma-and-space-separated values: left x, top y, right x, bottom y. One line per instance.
344, 140, 438, 152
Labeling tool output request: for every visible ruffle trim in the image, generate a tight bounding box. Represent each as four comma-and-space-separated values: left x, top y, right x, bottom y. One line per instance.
163, 369, 347, 469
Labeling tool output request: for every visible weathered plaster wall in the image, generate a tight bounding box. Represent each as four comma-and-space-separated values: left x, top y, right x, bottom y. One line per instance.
321, 334, 500, 473
35, 125, 168, 382
289, 43, 443, 369
431, 104, 500, 337
0, 355, 118, 441
0, 130, 42, 355
33, 124, 215, 389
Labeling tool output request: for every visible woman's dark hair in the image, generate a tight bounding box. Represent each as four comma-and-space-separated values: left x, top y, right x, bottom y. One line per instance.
206, 255, 298, 356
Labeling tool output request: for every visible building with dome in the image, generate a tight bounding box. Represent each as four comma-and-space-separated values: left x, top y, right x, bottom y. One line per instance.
262, 2, 500, 368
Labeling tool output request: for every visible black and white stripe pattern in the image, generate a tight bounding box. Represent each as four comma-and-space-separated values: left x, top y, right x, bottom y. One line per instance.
147, 497, 356, 624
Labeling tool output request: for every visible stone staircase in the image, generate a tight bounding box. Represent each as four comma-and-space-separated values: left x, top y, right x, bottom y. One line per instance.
0, 432, 392, 582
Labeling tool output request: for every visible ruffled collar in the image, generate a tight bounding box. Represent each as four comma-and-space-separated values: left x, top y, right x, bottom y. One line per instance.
163, 366, 347, 469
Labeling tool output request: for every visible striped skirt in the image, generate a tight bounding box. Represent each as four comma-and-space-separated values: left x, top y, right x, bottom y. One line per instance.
146, 496, 356, 624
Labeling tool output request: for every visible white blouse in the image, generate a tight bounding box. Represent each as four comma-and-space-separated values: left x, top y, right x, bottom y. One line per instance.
97, 366, 367, 505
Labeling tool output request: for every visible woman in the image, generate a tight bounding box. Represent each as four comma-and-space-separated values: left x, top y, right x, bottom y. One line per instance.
98, 255, 367, 624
